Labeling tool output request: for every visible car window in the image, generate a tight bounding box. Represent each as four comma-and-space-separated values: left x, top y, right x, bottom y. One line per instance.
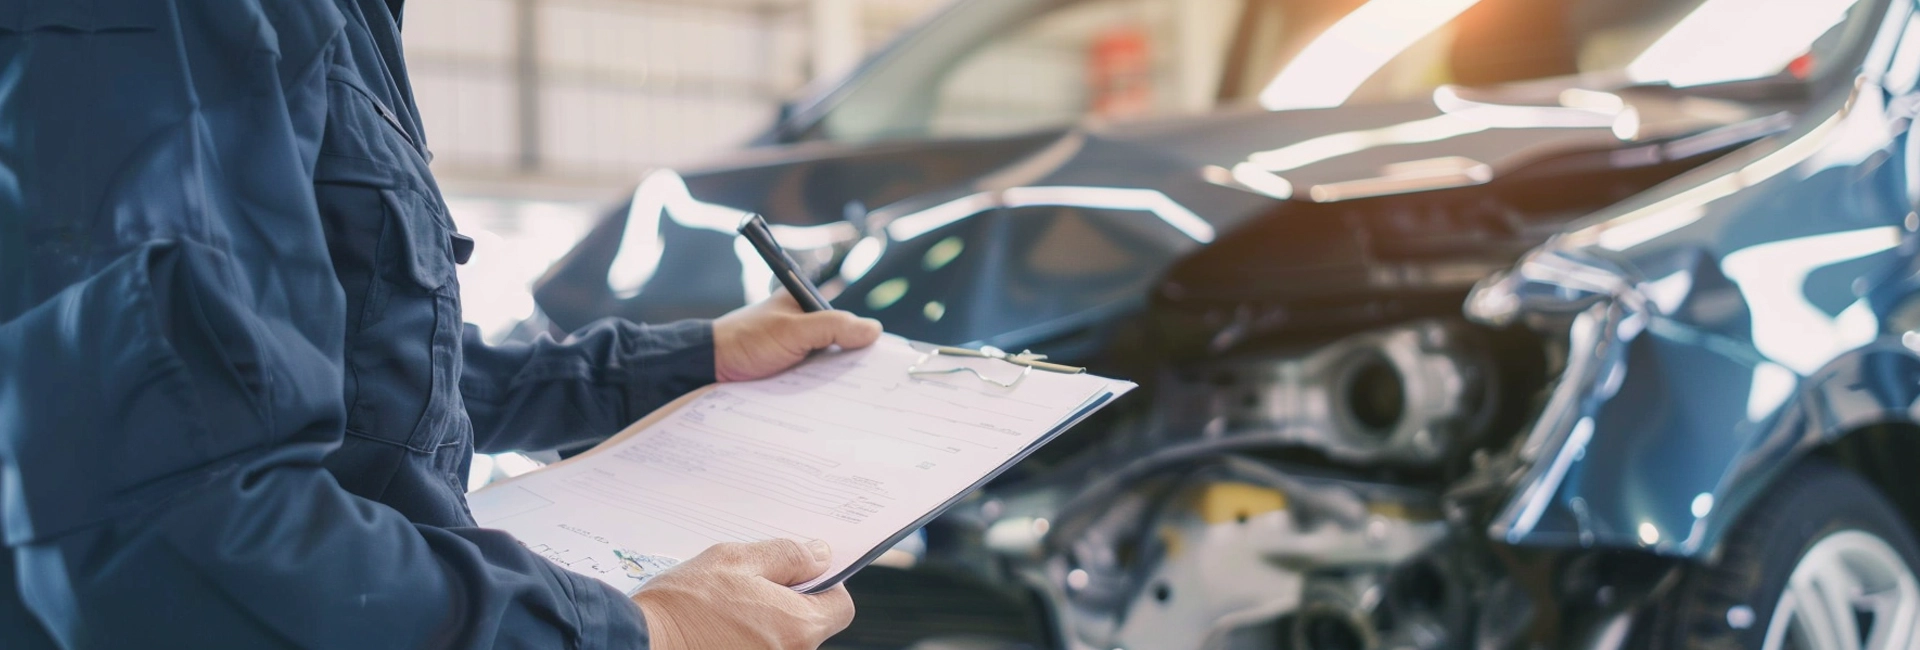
819, 0, 1243, 143
923, 0, 1243, 138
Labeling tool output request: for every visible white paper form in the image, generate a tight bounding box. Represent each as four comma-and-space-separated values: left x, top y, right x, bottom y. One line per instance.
468, 335, 1134, 594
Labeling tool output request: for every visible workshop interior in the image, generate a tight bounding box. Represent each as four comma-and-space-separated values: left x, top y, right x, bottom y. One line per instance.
16, 0, 1920, 648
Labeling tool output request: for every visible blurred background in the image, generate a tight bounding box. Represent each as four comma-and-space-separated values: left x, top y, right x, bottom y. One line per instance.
401, 0, 947, 338
390, 1, 1920, 647
410, 0, 1833, 341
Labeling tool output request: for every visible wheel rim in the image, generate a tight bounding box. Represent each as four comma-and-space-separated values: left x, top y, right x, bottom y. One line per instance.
1762, 530, 1920, 650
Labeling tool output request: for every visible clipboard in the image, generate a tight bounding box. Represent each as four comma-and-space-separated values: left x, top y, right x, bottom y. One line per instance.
501, 341, 1090, 473
471, 336, 1131, 595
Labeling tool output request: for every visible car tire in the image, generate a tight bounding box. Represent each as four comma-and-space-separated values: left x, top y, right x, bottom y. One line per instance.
1657, 459, 1920, 650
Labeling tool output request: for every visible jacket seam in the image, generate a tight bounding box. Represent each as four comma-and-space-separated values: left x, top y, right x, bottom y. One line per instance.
342, 427, 441, 454
537, 556, 593, 650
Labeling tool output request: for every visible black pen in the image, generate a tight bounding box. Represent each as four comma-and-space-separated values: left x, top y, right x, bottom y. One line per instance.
737, 213, 834, 312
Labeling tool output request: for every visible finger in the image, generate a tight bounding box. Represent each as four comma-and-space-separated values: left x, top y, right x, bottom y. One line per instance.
834, 315, 884, 349
724, 538, 831, 586
809, 584, 856, 634
766, 289, 801, 311
790, 311, 883, 351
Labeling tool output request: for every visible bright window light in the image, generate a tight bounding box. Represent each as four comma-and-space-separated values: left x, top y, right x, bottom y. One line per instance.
609, 169, 855, 300
885, 187, 1215, 244
1626, 0, 1857, 88
1259, 0, 1482, 111
609, 170, 749, 299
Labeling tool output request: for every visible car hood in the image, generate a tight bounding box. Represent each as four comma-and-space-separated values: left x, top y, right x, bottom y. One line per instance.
537, 80, 1793, 352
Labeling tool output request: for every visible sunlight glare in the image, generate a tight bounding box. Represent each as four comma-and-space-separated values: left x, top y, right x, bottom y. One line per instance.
1626, 0, 1857, 87
1259, 0, 1482, 111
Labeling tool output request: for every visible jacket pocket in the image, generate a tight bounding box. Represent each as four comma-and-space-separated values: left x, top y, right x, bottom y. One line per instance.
1, 242, 274, 545
382, 189, 454, 291
329, 186, 462, 454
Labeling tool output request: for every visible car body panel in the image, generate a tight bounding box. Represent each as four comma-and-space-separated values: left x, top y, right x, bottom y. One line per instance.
540, 83, 1784, 353
1474, 0, 1920, 556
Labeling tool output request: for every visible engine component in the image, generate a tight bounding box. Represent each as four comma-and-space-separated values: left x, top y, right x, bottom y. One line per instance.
1288, 560, 1462, 650
1025, 468, 1449, 650
1159, 320, 1492, 465
1292, 574, 1383, 650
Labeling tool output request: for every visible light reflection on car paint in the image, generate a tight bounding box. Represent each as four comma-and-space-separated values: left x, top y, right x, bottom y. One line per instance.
1472, 0, 1920, 553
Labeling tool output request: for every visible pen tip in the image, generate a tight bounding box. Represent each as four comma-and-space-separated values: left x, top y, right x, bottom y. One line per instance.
738, 212, 763, 233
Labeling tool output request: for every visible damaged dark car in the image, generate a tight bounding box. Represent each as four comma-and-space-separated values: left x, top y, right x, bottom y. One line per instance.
530, 0, 1920, 647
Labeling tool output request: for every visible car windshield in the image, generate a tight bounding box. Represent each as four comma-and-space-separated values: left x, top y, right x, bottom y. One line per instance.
804, 0, 1867, 144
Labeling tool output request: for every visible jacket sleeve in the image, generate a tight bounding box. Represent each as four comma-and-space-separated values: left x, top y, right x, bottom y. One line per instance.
461, 319, 716, 455
0, 2, 647, 648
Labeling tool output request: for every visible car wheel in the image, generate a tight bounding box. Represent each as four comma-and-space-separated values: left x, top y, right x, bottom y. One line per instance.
1659, 460, 1920, 650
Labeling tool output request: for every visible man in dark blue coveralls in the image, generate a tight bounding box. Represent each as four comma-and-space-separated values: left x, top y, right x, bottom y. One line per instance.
0, 0, 882, 648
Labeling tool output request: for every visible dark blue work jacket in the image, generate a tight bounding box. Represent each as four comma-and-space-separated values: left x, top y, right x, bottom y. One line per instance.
0, 1, 713, 647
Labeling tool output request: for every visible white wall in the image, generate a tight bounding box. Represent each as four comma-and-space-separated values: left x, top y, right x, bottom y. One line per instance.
401, 0, 947, 341
404, 0, 523, 174
401, 0, 948, 200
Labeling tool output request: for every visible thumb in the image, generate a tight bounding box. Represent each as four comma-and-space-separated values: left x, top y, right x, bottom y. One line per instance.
730, 538, 832, 587
788, 311, 883, 351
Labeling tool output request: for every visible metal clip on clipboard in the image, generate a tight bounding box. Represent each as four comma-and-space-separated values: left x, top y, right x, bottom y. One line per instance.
906, 344, 1084, 389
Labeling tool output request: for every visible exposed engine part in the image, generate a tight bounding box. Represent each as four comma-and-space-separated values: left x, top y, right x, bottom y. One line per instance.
1160, 319, 1493, 465
1015, 464, 1451, 650
1293, 574, 1384, 650
968, 320, 1514, 650
1288, 562, 1462, 650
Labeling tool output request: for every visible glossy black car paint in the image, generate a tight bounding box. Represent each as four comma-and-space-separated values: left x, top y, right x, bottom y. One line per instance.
540, 92, 1786, 348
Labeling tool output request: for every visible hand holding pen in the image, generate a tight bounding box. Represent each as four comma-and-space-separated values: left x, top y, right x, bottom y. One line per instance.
713, 214, 881, 382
